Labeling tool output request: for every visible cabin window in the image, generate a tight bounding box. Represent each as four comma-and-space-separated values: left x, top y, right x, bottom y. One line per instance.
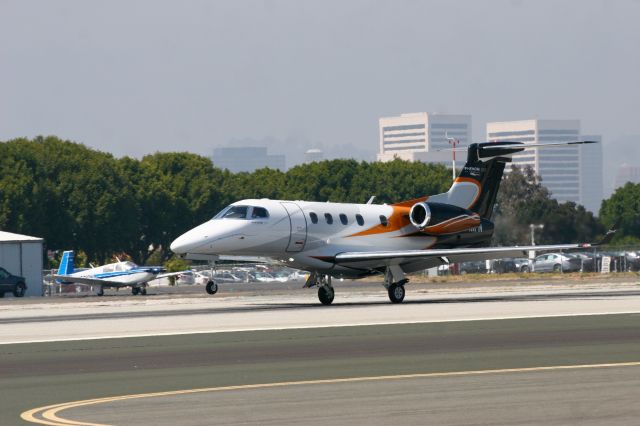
356, 214, 364, 226
339, 213, 348, 225
309, 212, 318, 224
379, 215, 388, 227
324, 213, 334, 225
251, 207, 269, 219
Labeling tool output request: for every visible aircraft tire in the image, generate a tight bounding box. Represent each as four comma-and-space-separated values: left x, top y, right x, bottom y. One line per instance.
97, 288, 104, 296
140, 287, 147, 295
132, 287, 140, 296
388, 283, 405, 304
206, 280, 218, 295
318, 285, 334, 305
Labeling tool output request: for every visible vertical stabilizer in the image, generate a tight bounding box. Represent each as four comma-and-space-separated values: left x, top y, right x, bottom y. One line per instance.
58, 250, 75, 275
427, 142, 521, 219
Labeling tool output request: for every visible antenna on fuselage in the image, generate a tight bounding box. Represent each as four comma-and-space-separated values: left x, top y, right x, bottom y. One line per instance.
367, 196, 376, 205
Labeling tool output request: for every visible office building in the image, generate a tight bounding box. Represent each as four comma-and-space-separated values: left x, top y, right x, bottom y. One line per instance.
615, 164, 640, 188
486, 119, 603, 213
212, 147, 286, 173
377, 112, 472, 165
304, 149, 324, 163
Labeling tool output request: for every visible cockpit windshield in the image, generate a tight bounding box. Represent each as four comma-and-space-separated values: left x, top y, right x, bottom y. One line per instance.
212, 205, 269, 220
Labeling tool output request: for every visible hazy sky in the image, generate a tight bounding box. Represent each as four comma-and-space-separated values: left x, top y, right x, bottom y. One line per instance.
1, 0, 639, 180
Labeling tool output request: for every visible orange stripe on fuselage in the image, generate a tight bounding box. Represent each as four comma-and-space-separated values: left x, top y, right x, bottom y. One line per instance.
347, 206, 412, 237
422, 214, 481, 234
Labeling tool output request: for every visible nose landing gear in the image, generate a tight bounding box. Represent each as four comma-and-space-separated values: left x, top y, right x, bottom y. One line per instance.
206, 280, 218, 295
305, 272, 335, 305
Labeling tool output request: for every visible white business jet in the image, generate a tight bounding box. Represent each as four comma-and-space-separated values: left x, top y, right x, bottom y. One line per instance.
171, 141, 612, 305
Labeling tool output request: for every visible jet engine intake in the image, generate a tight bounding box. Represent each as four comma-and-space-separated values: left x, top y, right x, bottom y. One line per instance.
409, 202, 481, 234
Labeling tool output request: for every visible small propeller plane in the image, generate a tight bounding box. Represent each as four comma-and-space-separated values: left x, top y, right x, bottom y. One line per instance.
171, 140, 613, 305
53, 251, 185, 296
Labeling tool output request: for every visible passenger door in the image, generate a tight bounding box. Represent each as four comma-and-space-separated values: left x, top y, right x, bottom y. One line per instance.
281, 202, 307, 252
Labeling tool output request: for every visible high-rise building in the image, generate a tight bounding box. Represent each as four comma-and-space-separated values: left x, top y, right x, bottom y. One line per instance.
377, 112, 472, 165
212, 147, 286, 173
615, 164, 640, 188
486, 119, 603, 213
304, 149, 324, 163
580, 135, 604, 214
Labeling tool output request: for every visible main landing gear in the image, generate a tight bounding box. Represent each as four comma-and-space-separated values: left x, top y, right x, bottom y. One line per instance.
305, 273, 335, 305
384, 266, 408, 304
131, 285, 147, 296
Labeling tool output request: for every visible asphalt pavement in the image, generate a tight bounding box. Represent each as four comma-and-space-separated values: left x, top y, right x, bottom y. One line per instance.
6, 314, 640, 425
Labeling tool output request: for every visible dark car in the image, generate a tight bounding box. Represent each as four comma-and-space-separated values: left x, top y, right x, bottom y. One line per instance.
493, 258, 531, 273
0, 266, 27, 297
459, 261, 488, 275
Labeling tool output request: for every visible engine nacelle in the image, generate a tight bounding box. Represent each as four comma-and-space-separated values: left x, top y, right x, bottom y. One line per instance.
409, 202, 481, 234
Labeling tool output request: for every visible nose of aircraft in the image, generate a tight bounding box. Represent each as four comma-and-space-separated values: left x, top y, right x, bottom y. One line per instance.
170, 227, 205, 254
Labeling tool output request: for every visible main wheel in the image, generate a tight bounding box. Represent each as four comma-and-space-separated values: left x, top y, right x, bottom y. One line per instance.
318, 286, 334, 305
388, 283, 405, 303
553, 264, 561, 273
521, 265, 530, 273
132, 287, 140, 295
97, 287, 104, 296
206, 280, 218, 295
13, 282, 26, 297
140, 287, 147, 295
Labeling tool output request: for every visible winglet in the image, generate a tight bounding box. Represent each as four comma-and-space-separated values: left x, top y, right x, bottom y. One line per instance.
593, 222, 619, 246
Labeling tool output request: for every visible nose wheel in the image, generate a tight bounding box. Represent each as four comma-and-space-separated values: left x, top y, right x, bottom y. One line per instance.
206, 280, 218, 295
307, 273, 334, 305
318, 285, 335, 305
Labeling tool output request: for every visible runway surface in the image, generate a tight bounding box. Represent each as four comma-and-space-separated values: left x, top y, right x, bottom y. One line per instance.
1, 282, 640, 344
26, 364, 640, 425
2, 281, 640, 425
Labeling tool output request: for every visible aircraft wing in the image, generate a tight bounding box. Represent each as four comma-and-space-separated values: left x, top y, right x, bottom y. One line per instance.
334, 228, 616, 271
334, 243, 593, 272
153, 270, 190, 280
52, 275, 126, 287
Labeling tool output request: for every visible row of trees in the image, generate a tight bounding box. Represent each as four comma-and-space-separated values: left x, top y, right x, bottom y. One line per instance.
0, 136, 451, 264
1, 136, 638, 266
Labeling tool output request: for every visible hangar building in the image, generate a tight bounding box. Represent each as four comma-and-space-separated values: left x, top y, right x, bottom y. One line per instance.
0, 231, 44, 297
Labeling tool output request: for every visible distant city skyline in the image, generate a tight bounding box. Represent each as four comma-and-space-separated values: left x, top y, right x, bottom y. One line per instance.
1, 1, 639, 183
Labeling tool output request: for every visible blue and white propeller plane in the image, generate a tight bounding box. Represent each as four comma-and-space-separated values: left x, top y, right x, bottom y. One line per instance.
53, 251, 184, 296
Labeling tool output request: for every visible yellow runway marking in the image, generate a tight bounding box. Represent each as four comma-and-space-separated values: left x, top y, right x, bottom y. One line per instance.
21, 361, 640, 426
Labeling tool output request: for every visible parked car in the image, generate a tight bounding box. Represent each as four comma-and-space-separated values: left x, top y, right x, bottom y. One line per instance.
0, 266, 27, 297
625, 251, 640, 272
213, 271, 243, 283
176, 271, 196, 285
533, 253, 581, 273
492, 258, 530, 273
288, 270, 310, 281
571, 252, 597, 272
459, 261, 488, 275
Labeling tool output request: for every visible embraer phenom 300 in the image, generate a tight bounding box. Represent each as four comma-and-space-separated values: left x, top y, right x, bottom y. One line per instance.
171, 141, 611, 305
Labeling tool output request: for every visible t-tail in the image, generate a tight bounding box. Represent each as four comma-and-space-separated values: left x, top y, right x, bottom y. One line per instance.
58, 250, 75, 275
427, 140, 596, 220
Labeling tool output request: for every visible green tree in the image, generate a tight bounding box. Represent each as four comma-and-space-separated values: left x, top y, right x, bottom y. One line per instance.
599, 182, 640, 244
493, 166, 603, 245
